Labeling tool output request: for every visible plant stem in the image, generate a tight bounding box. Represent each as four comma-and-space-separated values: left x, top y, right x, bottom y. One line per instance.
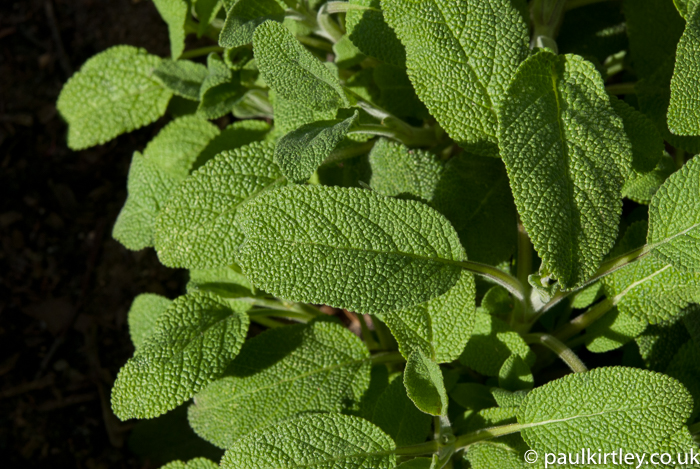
316, 3, 344, 42
295, 35, 334, 52
457, 260, 526, 303
180, 45, 225, 59
349, 124, 438, 147
454, 423, 525, 449
606, 82, 637, 95
248, 308, 313, 322
516, 221, 533, 290
326, 1, 377, 14
524, 332, 588, 372
250, 316, 285, 329
393, 440, 439, 457
530, 0, 568, 52
372, 315, 397, 351
370, 350, 405, 366
565, 0, 615, 10
554, 298, 615, 342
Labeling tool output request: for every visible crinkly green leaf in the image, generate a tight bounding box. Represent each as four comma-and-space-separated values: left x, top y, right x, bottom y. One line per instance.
155, 59, 209, 101
161, 458, 218, 469
669, 6, 700, 136
585, 307, 647, 353
358, 365, 390, 420
466, 440, 529, 469
220, 413, 396, 469
666, 339, 700, 418
674, 0, 700, 18
275, 111, 358, 183
188, 320, 370, 448
623, 153, 676, 204
481, 286, 515, 319
383, 0, 530, 157
404, 350, 448, 416
56, 46, 171, 150
153, 0, 189, 59
111, 292, 250, 420
345, 0, 405, 67
498, 355, 534, 392
491, 388, 529, 409
637, 317, 691, 371
269, 91, 337, 139
372, 374, 432, 446
376, 270, 475, 363
373, 64, 429, 119
192, 119, 271, 170
197, 54, 245, 119
253, 21, 349, 111
186, 265, 254, 297
460, 310, 535, 376
649, 157, 700, 273
219, 0, 285, 48
127, 293, 172, 351
517, 367, 693, 454
571, 282, 604, 309
432, 153, 518, 266
368, 138, 442, 202
155, 141, 285, 269
499, 51, 631, 289
237, 185, 465, 314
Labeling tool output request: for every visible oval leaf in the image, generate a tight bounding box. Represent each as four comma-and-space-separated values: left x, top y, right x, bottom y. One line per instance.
404, 350, 448, 416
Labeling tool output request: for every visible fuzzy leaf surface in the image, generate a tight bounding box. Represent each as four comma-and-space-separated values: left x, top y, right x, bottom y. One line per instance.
585, 308, 647, 353
623, 154, 676, 204
154, 59, 209, 101
161, 458, 218, 469
153, 0, 189, 59
499, 51, 631, 289
127, 293, 172, 351
346, 0, 405, 67
404, 350, 448, 416
237, 185, 465, 313
56, 46, 171, 150
669, 6, 700, 136
219, 0, 285, 48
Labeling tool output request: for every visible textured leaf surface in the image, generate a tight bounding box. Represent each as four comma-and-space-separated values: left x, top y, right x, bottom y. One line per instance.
254, 21, 349, 111
374, 64, 429, 119
432, 153, 518, 266
649, 157, 700, 273
153, 0, 189, 59
220, 413, 396, 469
372, 375, 432, 446
623, 154, 676, 204
56, 46, 171, 150
269, 91, 337, 139
192, 119, 270, 170
517, 367, 693, 454
376, 271, 475, 363
466, 440, 529, 469
197, 54, 244, 119
127, 293, 172, 351
237, 185, 465, 313
187, 265, 254, 297
585, 307, 647, 353
636, 318, 691, 372
669, 6, 700, 136
155, 141, 285, 269
219, 0, 285, 48
666, 339, 700, 418
161, 458, 218, 469
499, 51, 631, 289
188, 320, 370, 448
383, 0, 529, 157
346, 0, 405, 67
112, 292, 250, 420
154, 59, 209, 101
450, 383, 497, 411
404, 350, 448, 416
498, 355, 534, 391
275, 111, 358, 183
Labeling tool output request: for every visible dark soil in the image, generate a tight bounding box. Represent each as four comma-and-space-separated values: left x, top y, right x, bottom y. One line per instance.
0, 1, 191, 467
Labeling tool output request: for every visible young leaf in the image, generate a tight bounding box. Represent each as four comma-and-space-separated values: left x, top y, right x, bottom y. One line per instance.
219, 0, 285, 48
154, 59, 209, 101
236, 185, 465, 314
498, 355, 534, 392
155, 141, 285, 269
345, 0, 406, 67
153, 0, 189, 59
220, 413, 396, 469
253, 21, 349, 111
669, 5, 700, 136
197, 54, 245, 119
192, 119, 271, 170
499, 51, 631, 289
376, 270, 475, 364
649, 157, 700, 273
404, 350, 448, 416
517, 367, 693, 454
585, 307, 647, 353
188, 320, 370, 448
161, 458, 218, 469
194, 0, 221, 36
127, 293, 172, 351
111, 292, 250, 420
56, 46, 172, 150
383, 0, 530, 157
275, 111, 358, 183
372, 375, 432, 446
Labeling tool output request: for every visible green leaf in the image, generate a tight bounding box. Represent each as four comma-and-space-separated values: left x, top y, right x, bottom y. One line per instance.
161, 458, 218, 469
404, 350, 448, 416
372, 374, 432, 446
450, 383, 497, 411
345, 0, 406, 67
194, 0, 222, 36
669, 6, 700, 136
373, 64, 429, 119
666, 339, 700, 418
127, 293, 172, 351
499, 51, 631, 289
460, 310, 535, 376
570, 282, 604, 309
192, 119, 271, 170
236, 185, 465, 314
220, 413, 396, 469
376, 270, 475, 363
269, 91, 337, 139
432, 153, 518, 266
253, 21, 349, 111
383, 0, 530, 157
585, 307, 647, 353
636, 317, 691, 371
498, 355, 534, 392
56, 45, 172, 150
155, 141, 285, 269
153, 0, 190, 59
491, 388, 529, 409
155, 59, 209, 101
623, 153, 676, 205
517, 367, 693, 454
675, 0, 700, 18
113, 116, 220, 250
368, 138, 442, 202
111, 292, 250, 420
481, 286, 515, 319
219, 0, 285, 48
359, 365, 390, 420
275, 111, 358, 183
197, 54, 245, 119
466, 440, 529, 469
649, 157, 700, 273
186, 265, 254, 297
188, 320, 370, 448
333, 35, 366, 69
456, 406, 518, 434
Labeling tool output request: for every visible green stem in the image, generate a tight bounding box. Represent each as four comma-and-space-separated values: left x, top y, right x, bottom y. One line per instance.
357, 313, 380, 351
180, 45, 225, 59
554, 298, 615, 342
349, 124, 438, 147
530, 0, 568, 52
565, 0, 615, 11
316, 4, 344, 42
606, 82, 637, 95
296, 35, 334, 52
326, 1, 377, 14
455, 423, 525, 449
370, 351, 405, 366
516, 221, 533, 290
457, 260, 526, 303
393, 440, 439, 457
524, 333, 588, 373
250, 316, 285, 329
248, 308, 313, 322
675, 149, 686, 169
